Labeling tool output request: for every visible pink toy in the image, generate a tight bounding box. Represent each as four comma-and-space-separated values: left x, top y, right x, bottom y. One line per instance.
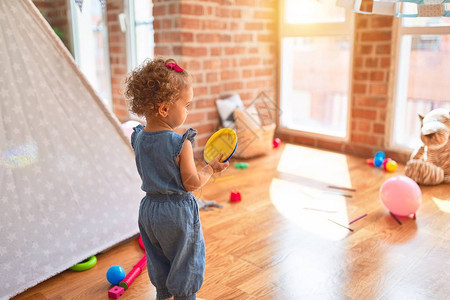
273, 138, 281, 148
108, 286, 124, 299
108, 237, 147, 298
379, 175, 422, 217
138, 235, 144, 251
119, 255, 147, 290
230, 191, 241, 202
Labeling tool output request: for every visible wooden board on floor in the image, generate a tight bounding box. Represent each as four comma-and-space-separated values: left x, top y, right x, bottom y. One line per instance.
13, 144, 450, 299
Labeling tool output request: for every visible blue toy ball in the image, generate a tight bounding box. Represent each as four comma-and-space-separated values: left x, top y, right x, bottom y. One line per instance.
107, 265, 126, 285
374, 155, 384, 167
374, 151, 385, 160
374, 151, 385, 168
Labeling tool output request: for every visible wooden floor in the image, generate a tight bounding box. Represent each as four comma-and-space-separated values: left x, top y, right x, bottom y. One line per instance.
13, 144, 450, 299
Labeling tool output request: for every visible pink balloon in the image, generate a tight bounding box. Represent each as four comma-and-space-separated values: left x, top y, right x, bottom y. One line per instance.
380, 176, 422, 216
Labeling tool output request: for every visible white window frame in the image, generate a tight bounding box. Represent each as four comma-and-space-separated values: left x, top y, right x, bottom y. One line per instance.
69, 0, 113, 110
125, 0, 154, 71
390, 19, 450, 151
278, 0, 354, 141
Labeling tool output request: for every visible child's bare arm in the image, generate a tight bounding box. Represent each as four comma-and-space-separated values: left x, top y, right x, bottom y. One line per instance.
179, 140, 229, 191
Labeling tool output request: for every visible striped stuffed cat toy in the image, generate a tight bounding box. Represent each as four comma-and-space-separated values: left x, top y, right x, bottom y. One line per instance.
405, 108, 450, 185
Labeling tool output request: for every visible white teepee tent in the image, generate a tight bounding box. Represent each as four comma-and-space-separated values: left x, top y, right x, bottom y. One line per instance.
0, 1, 143, 298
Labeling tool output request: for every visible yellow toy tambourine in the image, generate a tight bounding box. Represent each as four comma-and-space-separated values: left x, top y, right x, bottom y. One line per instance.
203, 128, 238, 164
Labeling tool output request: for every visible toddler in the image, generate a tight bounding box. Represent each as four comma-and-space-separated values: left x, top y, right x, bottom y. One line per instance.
125, 57, 228, 300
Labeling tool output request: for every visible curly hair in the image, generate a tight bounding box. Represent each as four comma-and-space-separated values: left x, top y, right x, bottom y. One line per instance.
124, 57, 192, 117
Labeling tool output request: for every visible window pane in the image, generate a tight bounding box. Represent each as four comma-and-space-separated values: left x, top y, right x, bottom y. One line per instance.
394, 35, 450, 148
285, 0, 346, 24
402, 3, 450, 27
280, 37, 350, 137
72, 1, 110, 107
133, 0, 154, 66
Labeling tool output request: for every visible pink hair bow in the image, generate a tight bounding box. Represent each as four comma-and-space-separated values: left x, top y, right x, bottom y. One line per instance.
166, 62, 183, 72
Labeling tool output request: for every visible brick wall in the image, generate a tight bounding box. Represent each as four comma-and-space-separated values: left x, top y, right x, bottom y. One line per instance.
153, 0, 278, 154
105, 0, 129, 121
32, 0, 71, 50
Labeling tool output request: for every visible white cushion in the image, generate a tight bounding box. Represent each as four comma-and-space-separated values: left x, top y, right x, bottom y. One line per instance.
215, 94, 244, 128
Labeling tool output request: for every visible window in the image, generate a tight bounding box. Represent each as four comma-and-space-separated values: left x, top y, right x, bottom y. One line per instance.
279, 0, 353, 138
126, 0, 154, 70
70, 0, 112, 109
392, 11, 450, 149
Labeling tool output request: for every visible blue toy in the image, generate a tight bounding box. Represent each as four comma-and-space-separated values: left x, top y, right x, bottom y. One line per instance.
373, 151, 385, 168
107, 265, 126, 285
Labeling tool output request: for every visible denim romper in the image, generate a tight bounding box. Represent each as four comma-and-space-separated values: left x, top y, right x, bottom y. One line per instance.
131, 125, 205, 300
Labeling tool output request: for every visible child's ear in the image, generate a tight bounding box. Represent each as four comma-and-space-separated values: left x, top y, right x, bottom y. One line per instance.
158, 102, 170, 117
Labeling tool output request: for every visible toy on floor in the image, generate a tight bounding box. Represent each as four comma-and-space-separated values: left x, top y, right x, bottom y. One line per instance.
69, 255, 97, 271
108, 236, 147, 299
107, 265, 126, 285
348, 213, 368, 225
405, 108, 450, 185
366, 151, 398, 172
204, 128, 238, 164
119, 255, 147, 290
230, 190, 242, 202
379, 175, 422, 218
234, 162, 249, 169
273, 137, 281, 148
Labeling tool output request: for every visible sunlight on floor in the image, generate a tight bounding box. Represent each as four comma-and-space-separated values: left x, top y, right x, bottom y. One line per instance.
432, 197, 450, 213
270, 144, 354, 240
276, 144, 353, 186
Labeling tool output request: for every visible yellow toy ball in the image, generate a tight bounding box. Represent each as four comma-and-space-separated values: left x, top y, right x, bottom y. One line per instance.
203, 128, 238, 164
385, 160, 398, 172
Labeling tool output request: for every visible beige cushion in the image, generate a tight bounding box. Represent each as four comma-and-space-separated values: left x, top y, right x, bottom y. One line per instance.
233, 108, 276, 159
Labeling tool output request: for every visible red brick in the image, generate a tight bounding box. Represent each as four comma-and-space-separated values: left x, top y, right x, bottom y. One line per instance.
351, 133, 379, 145
361, 32, 391, 42
353, 71, 369, 81
369, 84, 388, 96
355, 96, 387, 108
206, 72, 219, 83
376, 44, 391, 55
181, 18, 201, 30
234, 34, 253, 42
196, 33, 220, 43
352, 108, 377, 120
210, 47, 222, 56
374, 123, 385, 134
356, 45, 372, 55
371, 16, 393, 28
245, 22, 264, 30
216, 7, 231, 18
356, 120, 371, 132
240, 57, 260, 66
181, 32, 194, 42
365, 57, 378, 68
224, 81, 244, 91
195, 99, 216, 109
193, 86, 208, 97
370, 71, 384, 81
203, 19, 227, 30
353, 83, 367, 94
258, 34, 274, 43
221, 70, 239, 80
181, 46, 208, 57
186, 112, 206, 124
180, 3, 204, 15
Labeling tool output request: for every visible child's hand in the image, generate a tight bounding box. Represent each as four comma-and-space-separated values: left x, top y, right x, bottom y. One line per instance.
209, 154, 229, 173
